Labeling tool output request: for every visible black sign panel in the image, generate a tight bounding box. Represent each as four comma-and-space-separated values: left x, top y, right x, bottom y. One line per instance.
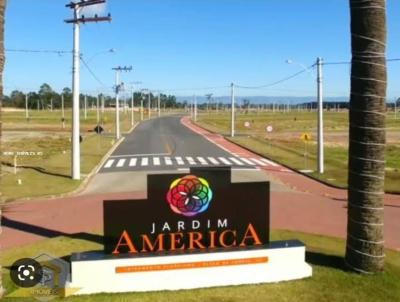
104, 167, 270, 255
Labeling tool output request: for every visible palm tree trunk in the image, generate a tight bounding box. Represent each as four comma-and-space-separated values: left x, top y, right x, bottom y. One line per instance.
346, 0, 387, 273
0, 0, 5, 296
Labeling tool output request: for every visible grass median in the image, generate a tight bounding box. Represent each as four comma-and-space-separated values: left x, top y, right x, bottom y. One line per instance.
1, 230, 399, 301
1, 109, 139, 202
196, 111, 400, 193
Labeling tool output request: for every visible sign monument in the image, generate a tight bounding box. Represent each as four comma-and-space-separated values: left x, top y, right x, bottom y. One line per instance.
69, 167, 312, 295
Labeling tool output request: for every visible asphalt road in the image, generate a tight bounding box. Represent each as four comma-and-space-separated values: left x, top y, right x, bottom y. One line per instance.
99, 116, 276, 172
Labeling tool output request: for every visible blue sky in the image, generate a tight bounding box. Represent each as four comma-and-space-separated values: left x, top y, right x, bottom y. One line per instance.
4, 0, 400, 99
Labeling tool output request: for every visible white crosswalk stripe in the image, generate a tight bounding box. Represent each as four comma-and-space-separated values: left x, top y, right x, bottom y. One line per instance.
104, 159, 115, 168
197, 157, 208, 165
240, 158, 257, 166
176, 157, 185, 165
103, 155, 280, 170
229, 157, 245, 165
218, 157, 232, 165
153, 157, 160, 166
207, 157, 219, 165
249, 158, 267, 166
141, 157, 149, 166
129, 158, 137, 167
259, 158, 279, 167
116, 159, 126, 167
186, 157, 196, 165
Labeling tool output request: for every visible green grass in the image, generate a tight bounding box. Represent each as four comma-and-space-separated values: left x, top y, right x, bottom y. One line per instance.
1, 230, 399, 301
0, 134, 115, 201
2, 108, 136, 133
196, 111, 400, 193
0, 109, 145, 201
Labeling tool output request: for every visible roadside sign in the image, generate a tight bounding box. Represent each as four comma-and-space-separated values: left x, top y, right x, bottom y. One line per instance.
266, 125, 273, 133
300, 133, 312, 141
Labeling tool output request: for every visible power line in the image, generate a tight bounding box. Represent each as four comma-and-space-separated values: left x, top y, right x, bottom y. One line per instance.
236, 64, 315, 89
324, 58, 400, 65
80, 56, 108, 88
5, 48, 71, 55
161, 85, 230, 93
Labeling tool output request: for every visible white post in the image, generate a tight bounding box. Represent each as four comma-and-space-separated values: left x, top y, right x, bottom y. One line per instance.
71, 7, 81, 180
84, 95, 87, 120
230, 83, 235, 137
190, 97, 193, 119
194, 95, 197, 122
131, 88, 134, 126
25, 94, 29, 119
61, 94, 65, 129
115, 70, 121, 139
148, 92, 151, 119
158, 92, 161, 117
317, 57, 324, 174
140, 96, 144, 121
101, 95, 104, 126
96, 94, 100, 124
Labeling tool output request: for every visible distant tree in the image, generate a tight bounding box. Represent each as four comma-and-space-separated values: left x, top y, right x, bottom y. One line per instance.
242, 99, 250, 114
10, 90, 25, 108
395, 97, 400, 107
27, 91, 40, 109
38, 83, 54, 109
346, 0, 386, 273
62, 87, 72, 108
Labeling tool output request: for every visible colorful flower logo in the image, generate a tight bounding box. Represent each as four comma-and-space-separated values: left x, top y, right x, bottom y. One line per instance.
166, 175, 213, 217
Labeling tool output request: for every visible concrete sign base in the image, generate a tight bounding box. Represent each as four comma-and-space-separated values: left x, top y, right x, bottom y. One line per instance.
68, 240, 312, 295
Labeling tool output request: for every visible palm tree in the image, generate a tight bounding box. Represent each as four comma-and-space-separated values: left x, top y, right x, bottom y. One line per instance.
0, 0, 5, 295
346, 0, 387, 273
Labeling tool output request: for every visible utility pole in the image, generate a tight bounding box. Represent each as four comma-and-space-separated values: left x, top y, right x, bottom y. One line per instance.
61, 94, 65, 128
158, 92, 161, 117
65, 0, 111, 180
112, 66, 132, 139
129, 82, 141, 126
101, 94, 105, 126
140, 93, 144, 121
130, 88, 135, 126
25, 94, 29, 120
230, 83, 235, 137
317, 57, 324, 174
190, 98, 193, 119
193, 95, 198, 122
96, 94, 100, 124
148, 91, 151, 120
84, 95, 87, 120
